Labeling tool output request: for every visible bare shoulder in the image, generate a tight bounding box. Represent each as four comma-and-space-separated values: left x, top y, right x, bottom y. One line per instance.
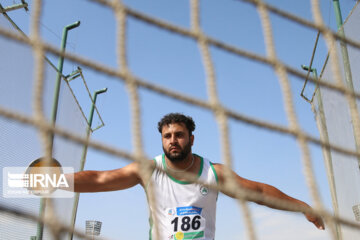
135, 159, 156, 187
211, 162, 223, 170
210, 163, 252, 185
211, 163, 226, 182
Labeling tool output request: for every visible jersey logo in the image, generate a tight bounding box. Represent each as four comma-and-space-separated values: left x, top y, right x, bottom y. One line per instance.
168, 208, 176, 216
199, 186, 208, 196
175, 231, 184, 240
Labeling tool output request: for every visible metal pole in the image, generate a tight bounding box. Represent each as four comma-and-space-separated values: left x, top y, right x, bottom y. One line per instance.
0, 2, 28, 13
50, 21, 81, 143
0, 3, 28, 35
333, 0, 360, 234
332, 0, 355, 91
302, 65, 342, 240
36, 21, 80, 240
332, 0, 360, 169
68, 88, 107, 240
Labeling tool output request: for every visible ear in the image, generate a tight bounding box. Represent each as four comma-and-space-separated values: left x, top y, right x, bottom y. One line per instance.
190, 135, 194, 146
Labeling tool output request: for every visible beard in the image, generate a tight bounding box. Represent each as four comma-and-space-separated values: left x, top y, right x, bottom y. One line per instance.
163, 140, 192, 163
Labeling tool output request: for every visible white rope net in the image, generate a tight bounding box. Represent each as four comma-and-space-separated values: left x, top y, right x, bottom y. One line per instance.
1, 0, 360, 239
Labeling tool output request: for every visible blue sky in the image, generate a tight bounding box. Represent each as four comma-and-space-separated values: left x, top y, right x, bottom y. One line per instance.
1, 0, 358, 239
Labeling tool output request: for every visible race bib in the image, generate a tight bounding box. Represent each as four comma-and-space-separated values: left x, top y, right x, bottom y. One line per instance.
166, 206, 206, 240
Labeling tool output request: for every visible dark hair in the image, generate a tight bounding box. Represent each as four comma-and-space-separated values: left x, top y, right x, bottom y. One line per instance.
158, 113, 196, 135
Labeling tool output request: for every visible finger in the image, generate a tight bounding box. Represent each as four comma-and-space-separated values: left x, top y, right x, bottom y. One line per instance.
313, 218, 325, 230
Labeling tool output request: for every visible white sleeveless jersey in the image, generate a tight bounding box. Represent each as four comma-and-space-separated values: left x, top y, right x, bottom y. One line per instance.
147, 154, 219, 240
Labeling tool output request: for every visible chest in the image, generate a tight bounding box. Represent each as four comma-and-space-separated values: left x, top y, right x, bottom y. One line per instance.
151, 170, 217, 208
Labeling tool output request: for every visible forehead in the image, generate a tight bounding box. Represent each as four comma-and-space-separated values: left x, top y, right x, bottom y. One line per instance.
161, 122, 187, 134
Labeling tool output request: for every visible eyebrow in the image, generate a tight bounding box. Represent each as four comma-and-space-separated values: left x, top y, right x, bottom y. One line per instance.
163, 130, 185, 136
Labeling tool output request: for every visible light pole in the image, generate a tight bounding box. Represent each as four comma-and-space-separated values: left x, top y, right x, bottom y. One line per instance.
85, 220, 102, 240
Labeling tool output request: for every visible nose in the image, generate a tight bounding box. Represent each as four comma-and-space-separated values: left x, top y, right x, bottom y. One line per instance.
170, 135, 178, 144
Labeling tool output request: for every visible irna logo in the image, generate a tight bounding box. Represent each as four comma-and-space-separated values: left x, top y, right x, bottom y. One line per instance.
8, 173, 69, 188
3, 167, 74, 198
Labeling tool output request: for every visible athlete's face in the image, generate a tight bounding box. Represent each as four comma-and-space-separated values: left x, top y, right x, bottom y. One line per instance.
161, 123, 194, 162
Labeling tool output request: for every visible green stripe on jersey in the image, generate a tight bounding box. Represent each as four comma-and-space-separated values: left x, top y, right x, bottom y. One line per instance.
209, 162, 219, 184
163, 154, 203, 184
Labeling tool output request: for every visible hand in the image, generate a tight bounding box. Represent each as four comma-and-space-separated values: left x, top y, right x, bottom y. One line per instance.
304, 212, 325, 230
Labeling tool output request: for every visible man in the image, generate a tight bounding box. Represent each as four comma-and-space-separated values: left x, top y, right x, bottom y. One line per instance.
72, 113, 324, 239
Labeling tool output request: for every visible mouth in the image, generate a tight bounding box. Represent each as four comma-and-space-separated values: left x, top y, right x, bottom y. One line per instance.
170, 146, 180, 151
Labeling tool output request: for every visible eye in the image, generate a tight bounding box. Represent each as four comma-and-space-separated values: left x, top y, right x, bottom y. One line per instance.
163, 134, 171, 139
175, 132, 184, 138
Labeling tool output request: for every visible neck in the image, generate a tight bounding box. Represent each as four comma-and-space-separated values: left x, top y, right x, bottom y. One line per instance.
166, 153, 194, 172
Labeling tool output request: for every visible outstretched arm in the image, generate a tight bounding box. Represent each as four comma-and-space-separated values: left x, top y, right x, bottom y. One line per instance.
213, 164, 325, 230
68, 162, 149, 193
